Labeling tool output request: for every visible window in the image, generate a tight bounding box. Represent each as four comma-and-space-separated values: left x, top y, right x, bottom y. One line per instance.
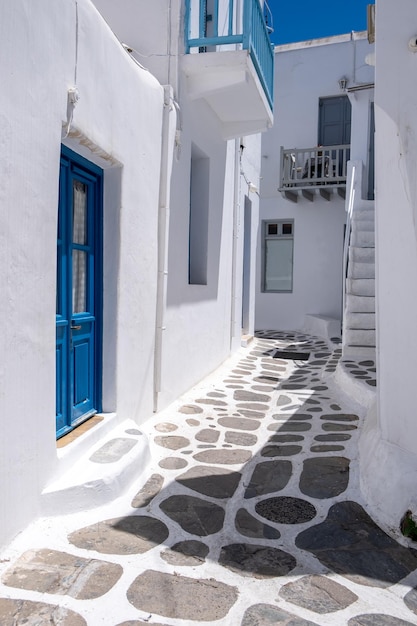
188, 145, 209, 285
262, 220, 294, 292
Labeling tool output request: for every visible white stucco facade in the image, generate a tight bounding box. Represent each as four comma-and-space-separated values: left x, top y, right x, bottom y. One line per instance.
359, 0, 417, 531
3, 0, 417, 564
93, 0, 264, 409
0, 0, 167, 549
257, 34, 374, 333
0, 0, 267, 550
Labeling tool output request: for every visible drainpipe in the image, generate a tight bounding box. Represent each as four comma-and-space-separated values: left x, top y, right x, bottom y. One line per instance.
229, 3, 243, 350
230, 137, 242, 350
153, 85, 177, 413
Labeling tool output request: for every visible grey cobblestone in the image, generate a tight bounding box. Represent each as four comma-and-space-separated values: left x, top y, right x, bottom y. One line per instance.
2, 332, 416, 625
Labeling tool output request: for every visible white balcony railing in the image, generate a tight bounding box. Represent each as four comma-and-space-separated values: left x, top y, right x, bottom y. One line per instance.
279, 145, 350, 202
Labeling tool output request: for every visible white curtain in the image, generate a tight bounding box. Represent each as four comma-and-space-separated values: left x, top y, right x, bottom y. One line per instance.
72, 181, 87, 313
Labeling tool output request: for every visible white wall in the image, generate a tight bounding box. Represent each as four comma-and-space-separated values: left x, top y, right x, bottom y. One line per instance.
93, 0, 263, 408
158, 94, 261, 407
359, 0, 417, 531
233, 134, 261, 344
256, 34, 374, 331
0, 0, 163, 549
93, 0, 182, 91
348, 87, 375, 198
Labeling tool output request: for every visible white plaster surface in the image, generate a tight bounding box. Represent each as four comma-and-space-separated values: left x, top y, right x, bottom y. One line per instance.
0, 0, 164, 550
93, 0, 263, 412
303, 314, 341, 342
1, 335, 416, 625
0, 0, 264, 553
256, 34, 374, 332
358, 0, 417, 530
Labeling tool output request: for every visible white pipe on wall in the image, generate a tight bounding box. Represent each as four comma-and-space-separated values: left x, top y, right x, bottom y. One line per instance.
230, 137, 242, 348
153, 84, 177, 412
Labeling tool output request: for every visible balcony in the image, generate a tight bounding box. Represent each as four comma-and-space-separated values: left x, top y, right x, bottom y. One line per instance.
183, 0, 274, 139
278, 145, 350, 203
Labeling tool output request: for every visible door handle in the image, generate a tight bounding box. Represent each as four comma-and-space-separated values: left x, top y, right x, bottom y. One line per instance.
71, 324, 82, 330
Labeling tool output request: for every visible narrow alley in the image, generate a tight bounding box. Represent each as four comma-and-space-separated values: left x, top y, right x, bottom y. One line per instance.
1, 332, 416, 625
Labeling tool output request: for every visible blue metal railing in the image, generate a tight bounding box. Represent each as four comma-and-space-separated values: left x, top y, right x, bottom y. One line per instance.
185, 0, 274, 110
244, 0, 274, 109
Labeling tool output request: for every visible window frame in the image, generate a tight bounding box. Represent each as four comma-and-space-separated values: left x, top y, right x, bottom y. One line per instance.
262, 219, 294, 293
188, 145, 210, 286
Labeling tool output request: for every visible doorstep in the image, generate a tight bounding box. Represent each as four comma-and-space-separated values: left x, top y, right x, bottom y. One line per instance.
42, 417, 150, 516
241, 334, 254, 347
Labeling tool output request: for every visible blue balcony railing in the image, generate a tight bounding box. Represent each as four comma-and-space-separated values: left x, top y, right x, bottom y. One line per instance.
185, 0, 274, 110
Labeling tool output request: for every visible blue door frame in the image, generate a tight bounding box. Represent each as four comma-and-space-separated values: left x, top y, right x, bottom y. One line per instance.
56, 146, 103, 439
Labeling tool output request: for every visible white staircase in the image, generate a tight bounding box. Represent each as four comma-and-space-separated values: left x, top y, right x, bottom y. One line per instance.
343, 202, 376, 358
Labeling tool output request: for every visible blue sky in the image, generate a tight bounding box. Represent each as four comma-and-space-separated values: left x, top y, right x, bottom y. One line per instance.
266, 0, 373, 45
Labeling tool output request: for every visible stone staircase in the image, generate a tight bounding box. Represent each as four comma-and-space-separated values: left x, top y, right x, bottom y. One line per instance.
343, 201, 376, 358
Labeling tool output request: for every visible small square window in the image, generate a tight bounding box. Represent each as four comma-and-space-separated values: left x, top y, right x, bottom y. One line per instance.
268, 223, 278, 235
282, 223, 293, 235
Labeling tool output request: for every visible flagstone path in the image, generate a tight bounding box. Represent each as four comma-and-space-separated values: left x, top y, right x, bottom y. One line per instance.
1, 332, 417, 625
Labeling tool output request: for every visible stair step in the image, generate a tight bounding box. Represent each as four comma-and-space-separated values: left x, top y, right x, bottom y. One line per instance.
350, 230, 375, 247
346, 278, 375, 297
351, 209, 375, 222
343, 202, 376, 359
345, 295, 375, 313
342, 344, 376, 359
345, 312, 375, 329
41, 419, 150, 516
344, 328, 376, 347
354, 200, 375, 211
349, 246, 375, 263
348, 261, 375, 279
351, 219, 374, 232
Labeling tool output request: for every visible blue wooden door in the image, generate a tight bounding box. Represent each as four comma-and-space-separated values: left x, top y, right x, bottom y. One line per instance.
56, 147, 102, 438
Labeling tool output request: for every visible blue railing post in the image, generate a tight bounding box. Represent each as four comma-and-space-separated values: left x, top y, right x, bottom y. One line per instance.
199, 0, 207, 38
228, 0, 234, 36
245, 0, 274, 110
242, 0, 251, 51
184, 0, 191, 52
213, 0, 219, 37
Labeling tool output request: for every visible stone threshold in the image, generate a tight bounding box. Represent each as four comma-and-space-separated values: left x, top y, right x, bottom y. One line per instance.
57, 414, 104, 448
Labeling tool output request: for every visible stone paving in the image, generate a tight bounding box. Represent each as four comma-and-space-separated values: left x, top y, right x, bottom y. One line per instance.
1, 331, 417, 625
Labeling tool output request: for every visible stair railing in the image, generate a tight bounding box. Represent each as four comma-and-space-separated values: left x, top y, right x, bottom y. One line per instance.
342, 161, 362, 347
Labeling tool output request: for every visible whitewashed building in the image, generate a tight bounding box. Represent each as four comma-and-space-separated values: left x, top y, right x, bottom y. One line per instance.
0, 0, 273, 550
0, 0, 164, 551
257, 32, 375, 344
257, 0, 417, 539
93, 0, 273, 408
359, 0, 417, 534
